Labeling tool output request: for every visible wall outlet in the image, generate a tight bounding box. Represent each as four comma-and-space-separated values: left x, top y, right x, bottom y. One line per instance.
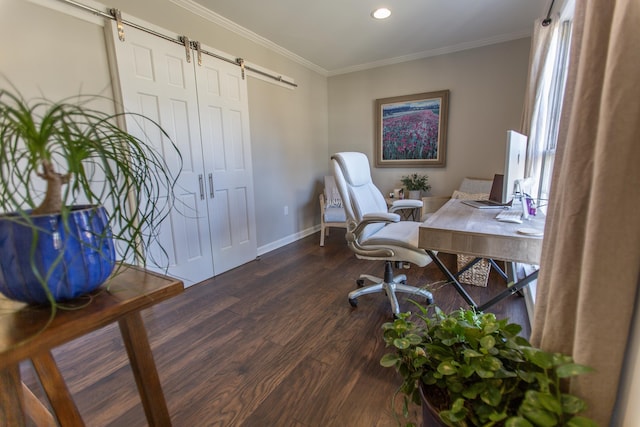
284, 205, 289, 215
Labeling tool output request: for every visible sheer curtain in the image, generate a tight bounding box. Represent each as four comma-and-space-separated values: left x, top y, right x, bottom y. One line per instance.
530, 0, 640, 424
521, 14, 572, 207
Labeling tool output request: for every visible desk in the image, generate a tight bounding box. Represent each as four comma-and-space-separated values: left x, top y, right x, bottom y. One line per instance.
419, 199, 545, 311
0, 265, 184, 427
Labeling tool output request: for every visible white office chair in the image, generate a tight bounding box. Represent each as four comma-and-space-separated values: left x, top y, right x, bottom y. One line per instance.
331, 152, 433, 315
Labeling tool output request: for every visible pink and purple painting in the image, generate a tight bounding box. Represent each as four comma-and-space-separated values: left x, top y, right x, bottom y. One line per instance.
375, 90, 449, 167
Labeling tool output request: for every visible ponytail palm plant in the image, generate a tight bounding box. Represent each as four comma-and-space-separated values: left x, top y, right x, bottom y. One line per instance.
0, 86, 180, 305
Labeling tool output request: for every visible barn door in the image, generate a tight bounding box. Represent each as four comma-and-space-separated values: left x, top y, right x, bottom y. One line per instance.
107, 21, 257, 285
194, 50, 257, 274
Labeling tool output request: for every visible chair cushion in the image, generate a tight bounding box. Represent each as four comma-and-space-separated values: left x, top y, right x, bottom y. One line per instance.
324, 207, 347, 222
359, 221, 430, 267
361, 221, 420, 250
331, 152, 389, 221
458, 178, 493, 194
324, 176, 343, 208
452, 190, 489, 200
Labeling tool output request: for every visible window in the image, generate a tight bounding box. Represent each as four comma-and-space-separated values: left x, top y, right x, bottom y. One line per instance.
533, 19, 572, 210
522, 0, 575, 317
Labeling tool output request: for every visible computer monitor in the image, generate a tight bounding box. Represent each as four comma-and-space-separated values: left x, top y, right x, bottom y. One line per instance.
502, 130, 527, 204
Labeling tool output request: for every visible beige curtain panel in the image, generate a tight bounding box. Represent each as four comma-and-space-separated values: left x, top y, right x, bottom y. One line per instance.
531, 0, 640, 425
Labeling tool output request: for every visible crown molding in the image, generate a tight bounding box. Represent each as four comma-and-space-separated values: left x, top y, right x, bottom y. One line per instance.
327, 30, 533, 77
34, 0, 535, 78
170, 0, 533, 78
169, 0, 328, 76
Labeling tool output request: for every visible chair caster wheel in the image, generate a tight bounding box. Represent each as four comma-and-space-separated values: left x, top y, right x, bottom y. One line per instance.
349, 298, 358, 307
356, 279, 365, 288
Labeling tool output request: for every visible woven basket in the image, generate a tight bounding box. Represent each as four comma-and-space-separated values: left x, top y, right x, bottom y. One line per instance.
456, 254, 491, 287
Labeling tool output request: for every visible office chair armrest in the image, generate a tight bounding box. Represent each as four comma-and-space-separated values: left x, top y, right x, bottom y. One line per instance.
345, 212, 401, 258
362, 212, 401, 223
389, 199, 423, 213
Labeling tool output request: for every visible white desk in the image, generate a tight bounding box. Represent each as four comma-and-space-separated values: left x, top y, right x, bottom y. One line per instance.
418, 199, 545, 311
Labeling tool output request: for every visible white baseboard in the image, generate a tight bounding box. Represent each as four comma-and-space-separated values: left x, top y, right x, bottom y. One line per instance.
257, 225, 321, 256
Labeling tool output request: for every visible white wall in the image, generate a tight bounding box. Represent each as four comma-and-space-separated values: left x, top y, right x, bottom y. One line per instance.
328, 38, 531, 197
0, 0, 113, 101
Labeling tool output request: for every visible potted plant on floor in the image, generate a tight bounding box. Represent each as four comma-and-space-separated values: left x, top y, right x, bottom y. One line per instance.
401, 173, 430, 200
381, 303, 598, 427
0, 86, 179, 306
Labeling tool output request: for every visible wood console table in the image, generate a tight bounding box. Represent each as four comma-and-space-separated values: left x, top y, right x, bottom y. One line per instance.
419, 199, 545, 311
0, 265, 184, 426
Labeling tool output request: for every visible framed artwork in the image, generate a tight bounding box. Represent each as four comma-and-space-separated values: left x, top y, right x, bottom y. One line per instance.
374, 90, 449, 167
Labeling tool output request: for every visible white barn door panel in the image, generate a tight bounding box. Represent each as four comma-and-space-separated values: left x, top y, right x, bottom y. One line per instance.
195, 57, 257, 274
107, 21, 257, 285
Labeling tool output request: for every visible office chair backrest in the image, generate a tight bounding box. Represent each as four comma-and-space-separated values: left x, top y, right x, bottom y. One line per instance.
331, 152, 387, 239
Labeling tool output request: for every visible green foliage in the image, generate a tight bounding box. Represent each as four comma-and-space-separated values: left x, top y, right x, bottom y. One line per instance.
400, 173, 431, 192
0, 84, 180, 303
380, 303, 598, 427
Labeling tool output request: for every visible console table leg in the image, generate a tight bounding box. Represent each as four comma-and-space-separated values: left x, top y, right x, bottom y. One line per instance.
31, 351, 85, 426
21, 382, 56, 427
119, 312, 171, 427
0, 364, 26, 427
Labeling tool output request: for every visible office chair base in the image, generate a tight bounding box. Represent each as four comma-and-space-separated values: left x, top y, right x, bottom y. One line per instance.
348, 262, 433, 315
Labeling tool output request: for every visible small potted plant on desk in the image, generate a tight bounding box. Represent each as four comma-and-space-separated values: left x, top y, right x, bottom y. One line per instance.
401, 173, 431, 200
381, 303, 598, 427
0, 86, 179, 307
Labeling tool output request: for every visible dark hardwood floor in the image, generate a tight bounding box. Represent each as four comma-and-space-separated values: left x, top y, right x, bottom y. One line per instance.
21, 229, 530, 427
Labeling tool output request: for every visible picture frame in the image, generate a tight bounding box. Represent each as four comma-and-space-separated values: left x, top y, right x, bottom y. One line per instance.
374, 90, 449, 167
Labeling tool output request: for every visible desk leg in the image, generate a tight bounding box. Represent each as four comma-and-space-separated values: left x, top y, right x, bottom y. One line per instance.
427, 251, 536, 312
0, 364, 26, 427
31, 351, 85, 426
427, 250, 478, 309
476, 270, 539, 312
488, 259, 509, 282
119, 312, 172, 427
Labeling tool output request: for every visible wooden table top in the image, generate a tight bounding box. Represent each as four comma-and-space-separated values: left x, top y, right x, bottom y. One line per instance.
0, 265, 184, 367
419, 199, 546, 264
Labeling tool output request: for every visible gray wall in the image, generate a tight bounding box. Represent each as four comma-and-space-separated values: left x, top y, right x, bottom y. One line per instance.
2, 0, 530, 253
328, 38, 531, 198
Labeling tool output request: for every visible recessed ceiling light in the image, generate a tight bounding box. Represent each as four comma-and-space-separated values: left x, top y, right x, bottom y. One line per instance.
371, 7, 391, 20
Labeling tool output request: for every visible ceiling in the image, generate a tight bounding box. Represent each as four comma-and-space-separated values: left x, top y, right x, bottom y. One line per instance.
187, 0, 549, 75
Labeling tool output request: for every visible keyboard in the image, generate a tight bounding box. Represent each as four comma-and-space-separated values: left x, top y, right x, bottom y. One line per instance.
495, 209, 523, 224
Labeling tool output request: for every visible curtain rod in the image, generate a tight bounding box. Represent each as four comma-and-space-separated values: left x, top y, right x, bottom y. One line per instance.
541, 0, 555, 26
55, 0, 298, 88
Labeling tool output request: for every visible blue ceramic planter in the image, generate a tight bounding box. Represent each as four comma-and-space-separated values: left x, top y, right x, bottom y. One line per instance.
0, 205, 116, 305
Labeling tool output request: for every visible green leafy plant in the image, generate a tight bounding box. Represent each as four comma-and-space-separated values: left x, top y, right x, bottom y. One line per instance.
401, 173, 431, 192
0, 84, 179, 305
380, 303, 597, 427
